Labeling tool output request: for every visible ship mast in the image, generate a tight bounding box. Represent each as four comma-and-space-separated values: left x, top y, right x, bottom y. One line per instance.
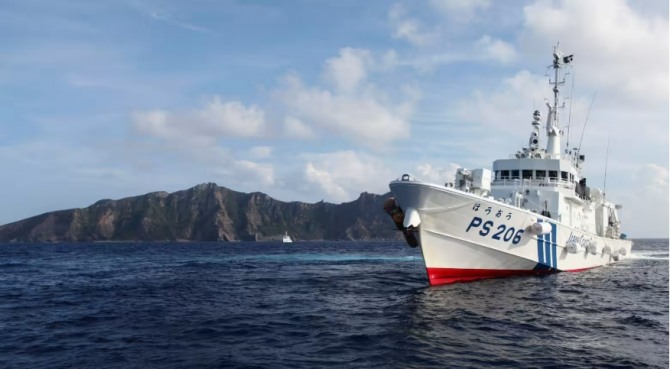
546, 45, 573, 159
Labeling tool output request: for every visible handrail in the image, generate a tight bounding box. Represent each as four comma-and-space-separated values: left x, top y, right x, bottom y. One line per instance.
492, 178, 573, 187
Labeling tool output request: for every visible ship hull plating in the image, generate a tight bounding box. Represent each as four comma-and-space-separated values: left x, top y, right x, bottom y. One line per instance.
390, 180, 633, 286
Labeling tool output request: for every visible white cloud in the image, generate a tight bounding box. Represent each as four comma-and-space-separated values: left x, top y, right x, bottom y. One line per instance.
130, 99, 274, 191
283, 116, 315, 139
475, 35, 516, 64
522, 0, 668, 104
381, 36, 517, 72
229, 160, 275, 186
195, 97, 265, 136
148, 11, 213, 34
133, 109, 175, 139
416, 162, 461, 184
642, 163, 669, 195
323, 47, 372, 93
303, 151, 392, 202
305, 162, 349, 201
276, 73, 413, 148
248, 146, 273, 159
132, 96, 265, 145
429, 0, 490, 22
152, 143, 276, 188
453, 70, 548, 135
386, 51, 472, 73
617, 163, 669, 238
380, 49, 400, 71
388, 3, 437, 46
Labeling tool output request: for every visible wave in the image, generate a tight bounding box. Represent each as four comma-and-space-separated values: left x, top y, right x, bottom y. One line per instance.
227, 253, 423, 263
0, 262, 26, 268
629, 250, 669, 261
2, 241, 667, 369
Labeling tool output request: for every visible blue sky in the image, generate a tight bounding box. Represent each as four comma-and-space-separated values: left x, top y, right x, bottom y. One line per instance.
1, 0, 668, 237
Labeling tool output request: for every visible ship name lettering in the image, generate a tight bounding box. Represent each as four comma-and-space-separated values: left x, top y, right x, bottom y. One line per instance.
567, 232, 596, 249
466, 216, 524, 245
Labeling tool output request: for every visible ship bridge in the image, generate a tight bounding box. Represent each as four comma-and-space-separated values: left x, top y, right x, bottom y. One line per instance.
492, 158, 577, 190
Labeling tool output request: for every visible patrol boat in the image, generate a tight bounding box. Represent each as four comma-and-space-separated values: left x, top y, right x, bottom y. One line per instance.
384, 46, 633, 286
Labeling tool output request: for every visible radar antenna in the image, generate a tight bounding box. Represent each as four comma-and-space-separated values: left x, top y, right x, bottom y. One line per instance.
545, 44, 573, 158
604, 135, 610, 199
566, 71, 575, 150
577, 90, 597, 156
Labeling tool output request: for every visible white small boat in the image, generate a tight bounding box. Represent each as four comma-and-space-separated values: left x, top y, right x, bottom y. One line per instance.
384, 45, 633, 286
282, 232, 293, 243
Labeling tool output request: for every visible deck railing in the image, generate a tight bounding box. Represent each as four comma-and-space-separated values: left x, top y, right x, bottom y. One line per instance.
492, 178, 573, 189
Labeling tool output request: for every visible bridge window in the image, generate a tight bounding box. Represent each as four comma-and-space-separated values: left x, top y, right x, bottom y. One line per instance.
522, 170, 533, 179
548, 170, 558, 180
570, 173, 574, 182
511, 170, 520, 179
501, 170, 510, 179
561, 171, 568, 181
536, 170, 546, 180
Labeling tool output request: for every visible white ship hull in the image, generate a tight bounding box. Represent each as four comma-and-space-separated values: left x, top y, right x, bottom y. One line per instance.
390, 180, 633, 286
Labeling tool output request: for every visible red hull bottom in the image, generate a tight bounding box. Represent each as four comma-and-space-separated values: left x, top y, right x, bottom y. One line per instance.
426, 267, 599, 285
426, 267, 558, 286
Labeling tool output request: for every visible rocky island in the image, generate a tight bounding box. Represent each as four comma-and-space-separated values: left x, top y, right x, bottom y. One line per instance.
0, 183, 401, 242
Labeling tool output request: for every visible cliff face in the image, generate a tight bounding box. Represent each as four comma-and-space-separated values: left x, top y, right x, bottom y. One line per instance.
0, 183, 401, 242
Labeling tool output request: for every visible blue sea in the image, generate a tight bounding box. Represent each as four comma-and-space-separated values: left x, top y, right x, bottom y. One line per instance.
0, 239, 667, 369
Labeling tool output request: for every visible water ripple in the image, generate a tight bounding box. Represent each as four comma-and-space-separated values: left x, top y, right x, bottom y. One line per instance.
0, 240, 666, 369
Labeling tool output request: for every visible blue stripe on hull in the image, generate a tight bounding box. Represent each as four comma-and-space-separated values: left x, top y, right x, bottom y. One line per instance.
537, 229, 544, 265
544, 231, 551, 267
536, 219, 558, 269
551, 223, 558, 269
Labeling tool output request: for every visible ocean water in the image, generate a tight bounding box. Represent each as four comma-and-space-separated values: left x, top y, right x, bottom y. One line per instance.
0, 239, 667, 369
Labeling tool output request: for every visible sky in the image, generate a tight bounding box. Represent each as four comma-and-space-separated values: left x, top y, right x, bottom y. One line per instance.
0, 0, 668, 238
